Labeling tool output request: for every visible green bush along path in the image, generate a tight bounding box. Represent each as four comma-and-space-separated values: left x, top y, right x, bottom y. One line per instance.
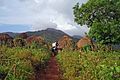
0, 46, 120, 80
57, 50, 120, 80
0, 46, 50, 80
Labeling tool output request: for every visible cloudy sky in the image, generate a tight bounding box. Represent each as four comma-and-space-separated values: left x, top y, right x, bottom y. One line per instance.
0, 0, 89, 36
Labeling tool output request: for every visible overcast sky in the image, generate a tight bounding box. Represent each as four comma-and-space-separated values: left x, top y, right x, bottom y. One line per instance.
0, 0, 89, 36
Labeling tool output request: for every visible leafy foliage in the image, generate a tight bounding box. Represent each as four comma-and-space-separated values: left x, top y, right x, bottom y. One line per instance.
73, 0, 120, 44
57, 50, 120, 80
0, 46, 50, 80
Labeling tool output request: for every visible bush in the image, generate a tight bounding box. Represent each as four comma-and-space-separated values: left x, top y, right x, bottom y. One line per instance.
57, 50, 120, 80
82, 44, 92, 52
0, 46, 50, 80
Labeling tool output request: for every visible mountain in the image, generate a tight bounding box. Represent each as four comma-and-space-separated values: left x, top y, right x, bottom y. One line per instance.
2, 28, 79, 43
26, 28, 70, 42
72, 35, 82, 40
4, 32, 19, 38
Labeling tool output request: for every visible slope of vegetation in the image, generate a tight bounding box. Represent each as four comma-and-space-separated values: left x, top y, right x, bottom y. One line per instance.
57, 50, 120, 80
0, 46, 50, 80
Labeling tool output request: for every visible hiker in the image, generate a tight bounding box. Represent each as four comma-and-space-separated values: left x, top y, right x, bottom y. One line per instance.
51, 41, 59, 56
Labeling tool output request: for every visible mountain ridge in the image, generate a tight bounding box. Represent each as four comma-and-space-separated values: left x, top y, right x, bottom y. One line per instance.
2, 28, 81, 43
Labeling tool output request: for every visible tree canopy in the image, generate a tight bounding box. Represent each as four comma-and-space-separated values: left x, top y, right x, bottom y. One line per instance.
73, 0, 120, 44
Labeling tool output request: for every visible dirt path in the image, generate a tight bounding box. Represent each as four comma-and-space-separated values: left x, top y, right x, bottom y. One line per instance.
35, 56, 60, 80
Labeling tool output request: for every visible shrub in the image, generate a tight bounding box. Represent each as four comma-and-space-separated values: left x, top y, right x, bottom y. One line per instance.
0, 47, 50, 80
57, 50, 120, 80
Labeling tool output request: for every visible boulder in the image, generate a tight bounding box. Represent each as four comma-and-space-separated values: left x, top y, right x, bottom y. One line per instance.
0, 33, 13, 47
26, 35, 44, 44
26, 35, 49, 48
76, 36, 94, 50
58, 35, 74, 49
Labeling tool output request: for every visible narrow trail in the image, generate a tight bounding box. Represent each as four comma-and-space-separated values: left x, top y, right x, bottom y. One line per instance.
35, 56, 60, 80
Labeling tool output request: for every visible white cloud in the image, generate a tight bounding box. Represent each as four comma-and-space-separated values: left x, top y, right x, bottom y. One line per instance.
34, 0, 40, 3
32, 19, 57, 30
0, 0, 89, 36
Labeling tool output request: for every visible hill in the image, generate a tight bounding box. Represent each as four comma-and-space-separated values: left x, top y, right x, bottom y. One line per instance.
3, 28, 79, 43
72, 35, 82, 39
26, 28, 70, 42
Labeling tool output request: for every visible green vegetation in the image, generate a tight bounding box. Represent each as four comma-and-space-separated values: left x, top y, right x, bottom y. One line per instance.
1, 1, 120, 80
57, 50, 120, 80
0, 46, 50, 80
73, 0, 120, 44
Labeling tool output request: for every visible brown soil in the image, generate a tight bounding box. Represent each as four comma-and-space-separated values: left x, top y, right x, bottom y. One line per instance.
35, 56, 60, 80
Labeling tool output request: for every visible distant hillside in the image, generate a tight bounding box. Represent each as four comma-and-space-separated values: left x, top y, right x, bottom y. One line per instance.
26, 28, 70, 42
72, 35, 82, 40
4, 32, 19, 38
3, 28, 79, 43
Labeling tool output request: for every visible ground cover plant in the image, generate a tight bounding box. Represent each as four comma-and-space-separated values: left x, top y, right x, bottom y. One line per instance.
0, 46, 50, 80
57, 50, 120, 80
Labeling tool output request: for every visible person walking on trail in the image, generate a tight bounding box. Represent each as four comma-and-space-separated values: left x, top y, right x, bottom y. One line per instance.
51, 41, 59, 56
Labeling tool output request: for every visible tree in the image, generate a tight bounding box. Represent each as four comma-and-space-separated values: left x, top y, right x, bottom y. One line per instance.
73, 0, 120, 44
